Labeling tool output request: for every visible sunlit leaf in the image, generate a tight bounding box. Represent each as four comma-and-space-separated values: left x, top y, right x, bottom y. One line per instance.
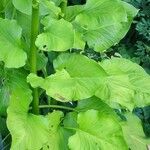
7, 82, 70, 150
27, 69, 100, 102
8, 110, 70, 150
36, 18, 74, 51
68, 109, 128, 150
0, 19, 27, 68
96, 57, 150, 110
53, 53, 107, 77
28, 53, 107, 101
65, 0, 138, 52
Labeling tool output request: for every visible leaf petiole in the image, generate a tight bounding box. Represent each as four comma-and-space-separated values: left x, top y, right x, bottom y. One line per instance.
38, 105, 79, 112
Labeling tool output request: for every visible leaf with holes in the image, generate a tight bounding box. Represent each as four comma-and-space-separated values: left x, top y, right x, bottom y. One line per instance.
36, 18, 74, 51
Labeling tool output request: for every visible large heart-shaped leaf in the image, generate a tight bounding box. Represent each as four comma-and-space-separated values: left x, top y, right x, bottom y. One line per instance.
68, 109, 128, 150
27, 69, 101, 102
0, 19, 27, 68
65, 0, 138, 52
27, 53, 107, 101
96, 58, 150, 110
8, 110, 70, 150
6, 74, 71, 150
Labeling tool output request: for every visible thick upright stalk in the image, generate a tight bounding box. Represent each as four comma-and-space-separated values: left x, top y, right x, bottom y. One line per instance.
30, 1, 39, 114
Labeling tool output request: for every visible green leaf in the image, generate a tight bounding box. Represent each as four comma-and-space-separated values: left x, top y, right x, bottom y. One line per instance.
37, 52, 48, 71
73, 31, 85, 49
63, 112, 78, 129
99, 57, 146, 76
0, 69, 31, 116
4, 69, 69, 150
121, 113, 150, 150
12, 0, 61, 17
68, 109, 128, 150
95, 75, 135, 110
27, 69, 100, 102
16, 11, 31, 45
76, 96, 116, 116
66, 0, 138, 52
8, 110, 70, 150
0, 0, 9, 12
36, 18, 74, 51
40, 0, 61, 17
12, 0, 32, 15
53, 53, 107, 77
7, 80, 70, 150
65, 5, 84, 22
0, 19, 27, 68
96, 57, 150, 110
28, 53, 107, 101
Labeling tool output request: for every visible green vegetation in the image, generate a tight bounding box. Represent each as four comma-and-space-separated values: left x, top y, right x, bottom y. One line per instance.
0, 0, 150, 149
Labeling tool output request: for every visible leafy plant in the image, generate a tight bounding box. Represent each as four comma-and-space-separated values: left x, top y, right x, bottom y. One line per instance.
110, 0, 150, 72
0, 0, 150, 149
106, 0, 150, 137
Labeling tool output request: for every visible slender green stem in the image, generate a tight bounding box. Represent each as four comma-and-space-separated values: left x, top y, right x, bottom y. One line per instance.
39, 105, 79, 112
30, 1, 39, 114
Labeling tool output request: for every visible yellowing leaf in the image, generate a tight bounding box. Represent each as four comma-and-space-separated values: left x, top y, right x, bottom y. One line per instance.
28, 53, 107, 101
68, 110, 128, 150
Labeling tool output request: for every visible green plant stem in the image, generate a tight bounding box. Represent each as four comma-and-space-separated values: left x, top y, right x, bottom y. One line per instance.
39, 105, 79, 112
30, 1, 39, 115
